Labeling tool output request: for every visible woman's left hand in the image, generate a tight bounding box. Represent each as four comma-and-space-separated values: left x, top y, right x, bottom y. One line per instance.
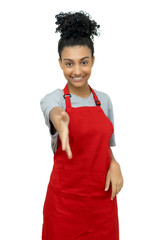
105, 158, 124, 200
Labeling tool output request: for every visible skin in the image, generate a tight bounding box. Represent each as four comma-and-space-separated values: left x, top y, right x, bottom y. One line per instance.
58, 45, 95, 98
57, 45, 124, 200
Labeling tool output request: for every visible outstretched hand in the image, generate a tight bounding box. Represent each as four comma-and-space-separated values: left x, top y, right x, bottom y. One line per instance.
58, 111, 72, 159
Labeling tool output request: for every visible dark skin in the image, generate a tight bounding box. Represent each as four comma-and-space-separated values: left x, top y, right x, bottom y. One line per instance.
58, 45, 124, 200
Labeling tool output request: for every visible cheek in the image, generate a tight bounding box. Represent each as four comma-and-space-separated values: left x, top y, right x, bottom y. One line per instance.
85, 66, 92, 74
63, 68, 72, 76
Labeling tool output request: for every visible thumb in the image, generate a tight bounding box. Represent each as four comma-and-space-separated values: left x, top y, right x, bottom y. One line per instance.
61, 111, 69, 123
105, 173, 111, 191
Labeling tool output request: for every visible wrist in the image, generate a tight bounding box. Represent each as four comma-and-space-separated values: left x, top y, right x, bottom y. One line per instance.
110, 157, 119, 168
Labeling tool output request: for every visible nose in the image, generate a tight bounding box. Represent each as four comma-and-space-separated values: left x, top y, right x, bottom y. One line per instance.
73, 64, 82, 76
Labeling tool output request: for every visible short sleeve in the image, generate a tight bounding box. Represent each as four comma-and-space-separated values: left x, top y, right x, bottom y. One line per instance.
40, 89, 65, 136
107, 96, 116, 147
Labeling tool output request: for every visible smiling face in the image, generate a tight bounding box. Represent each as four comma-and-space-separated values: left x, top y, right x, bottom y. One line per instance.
58, 45, 95, 93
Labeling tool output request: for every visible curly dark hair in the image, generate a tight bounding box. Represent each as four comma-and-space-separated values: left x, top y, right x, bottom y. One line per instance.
55, 11, 100, 60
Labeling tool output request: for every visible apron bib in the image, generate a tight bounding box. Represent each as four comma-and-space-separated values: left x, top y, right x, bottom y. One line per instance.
42, 83, 119, 240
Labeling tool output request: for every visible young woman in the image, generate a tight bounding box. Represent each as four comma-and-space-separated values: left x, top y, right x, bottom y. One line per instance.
40, 11, 124, 240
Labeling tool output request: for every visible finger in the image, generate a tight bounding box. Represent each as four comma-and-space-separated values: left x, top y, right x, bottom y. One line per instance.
111, 192, 116, 200
61, 130, 67, 151
67, 145, 72, 159
111, 184, 117, 200
61, 134, 67, 151
116, 182, 123, 194
66, 138, 72, 159
65, 130, 72, 158
105, 174, 111, 191
61, 111, 69, 124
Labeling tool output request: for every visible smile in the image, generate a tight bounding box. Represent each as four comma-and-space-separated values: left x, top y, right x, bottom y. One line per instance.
72, 76, 85, 81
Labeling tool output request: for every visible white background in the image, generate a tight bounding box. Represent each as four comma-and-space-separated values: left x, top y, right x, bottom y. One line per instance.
0, 0, 154, 239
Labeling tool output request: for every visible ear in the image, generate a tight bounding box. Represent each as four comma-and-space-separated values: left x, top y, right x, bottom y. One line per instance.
58, 58, 63, 70
91, 56, 95, 67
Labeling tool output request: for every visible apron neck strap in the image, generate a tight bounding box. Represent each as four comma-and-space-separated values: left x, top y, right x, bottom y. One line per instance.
63, 83, 101, 112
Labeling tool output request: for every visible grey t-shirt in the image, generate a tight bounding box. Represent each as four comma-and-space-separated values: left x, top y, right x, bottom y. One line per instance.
40, 87, 116, 154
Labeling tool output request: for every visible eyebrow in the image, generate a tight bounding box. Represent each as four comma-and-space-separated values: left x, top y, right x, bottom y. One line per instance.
63, 56, 90, 61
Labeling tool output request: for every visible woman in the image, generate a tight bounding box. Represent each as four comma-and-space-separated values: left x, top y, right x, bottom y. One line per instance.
40, 11, 124, 240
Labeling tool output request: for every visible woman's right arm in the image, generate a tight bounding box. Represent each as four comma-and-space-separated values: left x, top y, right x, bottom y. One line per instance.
49, 107, 72, 159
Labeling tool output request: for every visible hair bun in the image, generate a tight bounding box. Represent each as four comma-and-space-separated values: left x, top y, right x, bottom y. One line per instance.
55, 11, 100, 40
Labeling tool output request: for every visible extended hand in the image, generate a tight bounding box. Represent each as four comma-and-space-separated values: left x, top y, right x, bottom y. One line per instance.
58, 111, 72, 159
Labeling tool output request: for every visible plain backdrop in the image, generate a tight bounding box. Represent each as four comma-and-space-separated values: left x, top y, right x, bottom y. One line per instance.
0, 0, 154, 239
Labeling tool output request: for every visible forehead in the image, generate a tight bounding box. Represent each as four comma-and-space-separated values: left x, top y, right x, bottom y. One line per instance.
61, 45, 91, 60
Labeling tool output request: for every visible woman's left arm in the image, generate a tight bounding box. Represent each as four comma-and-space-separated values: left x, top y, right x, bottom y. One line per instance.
105, 148, 124, 200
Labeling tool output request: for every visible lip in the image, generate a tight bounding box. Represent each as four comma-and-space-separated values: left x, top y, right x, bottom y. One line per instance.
72, 75, 85, 82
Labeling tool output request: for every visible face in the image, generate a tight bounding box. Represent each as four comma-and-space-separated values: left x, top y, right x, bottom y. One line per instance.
58, 45, 95, 90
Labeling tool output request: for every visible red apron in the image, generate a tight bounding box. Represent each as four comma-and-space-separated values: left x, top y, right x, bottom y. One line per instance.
42, 83, 119, 240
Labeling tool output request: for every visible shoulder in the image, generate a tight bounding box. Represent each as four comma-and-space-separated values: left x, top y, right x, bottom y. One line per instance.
40, 88, 66, 110
40, 88, 65, 104
40, 88, 62, 101
93, 88, 114, 112
93, 88, 112, 106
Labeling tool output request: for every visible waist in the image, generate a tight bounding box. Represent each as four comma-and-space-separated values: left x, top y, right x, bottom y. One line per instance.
49, 167, 110, 198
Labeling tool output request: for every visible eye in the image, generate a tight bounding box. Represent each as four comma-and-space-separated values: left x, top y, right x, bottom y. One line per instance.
82, 61, 89, 65
66, 62, 72, 66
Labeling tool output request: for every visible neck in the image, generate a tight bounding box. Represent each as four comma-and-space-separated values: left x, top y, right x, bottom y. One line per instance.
67, 82, 91, 98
